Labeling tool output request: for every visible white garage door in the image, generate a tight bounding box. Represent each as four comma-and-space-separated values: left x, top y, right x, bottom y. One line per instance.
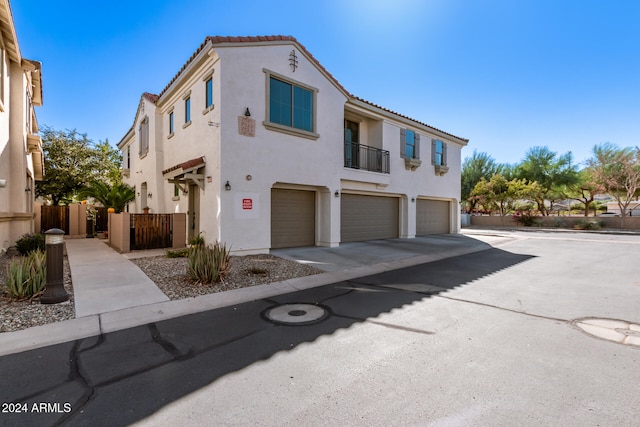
416, 199, 450, 235
341, 194, 399, 242
271, 189, 315, 249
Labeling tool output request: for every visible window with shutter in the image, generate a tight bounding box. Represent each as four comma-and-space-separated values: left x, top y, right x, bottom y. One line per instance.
402, 128, 422, 170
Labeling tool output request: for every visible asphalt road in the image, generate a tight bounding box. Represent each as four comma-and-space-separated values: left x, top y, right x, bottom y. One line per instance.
1, 231, 639, 426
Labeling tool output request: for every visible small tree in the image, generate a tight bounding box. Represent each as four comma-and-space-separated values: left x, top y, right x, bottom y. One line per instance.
516, 146, 578, 215
78, 182, 135, 213
567, 168, 606, 217
461, 151, 499, 213
588, 143, 640, 226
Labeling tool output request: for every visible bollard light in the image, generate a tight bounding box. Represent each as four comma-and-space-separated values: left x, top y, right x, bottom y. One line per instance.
40, 228, 69, 304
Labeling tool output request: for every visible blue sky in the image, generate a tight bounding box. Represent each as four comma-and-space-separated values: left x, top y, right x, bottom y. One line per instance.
11, 0, 640, 166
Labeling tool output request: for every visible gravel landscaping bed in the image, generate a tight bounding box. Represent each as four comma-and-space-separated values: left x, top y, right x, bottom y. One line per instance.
0, 250, 321, 333
0, 253, 75, 333
130, 254, 322, 300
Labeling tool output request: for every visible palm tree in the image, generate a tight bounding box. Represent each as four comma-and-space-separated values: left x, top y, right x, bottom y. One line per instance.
79, 181, 135, 213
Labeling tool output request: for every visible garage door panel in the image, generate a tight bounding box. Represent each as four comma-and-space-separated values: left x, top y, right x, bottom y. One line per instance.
341, 194, 398, 242
416, 199, 450, 235
271, 189, 315, 248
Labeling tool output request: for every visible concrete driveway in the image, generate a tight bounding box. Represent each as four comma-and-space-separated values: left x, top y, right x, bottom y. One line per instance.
1, 230, 639, 426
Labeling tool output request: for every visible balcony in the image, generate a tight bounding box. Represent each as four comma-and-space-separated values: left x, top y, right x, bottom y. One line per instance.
344, 141, 389, 174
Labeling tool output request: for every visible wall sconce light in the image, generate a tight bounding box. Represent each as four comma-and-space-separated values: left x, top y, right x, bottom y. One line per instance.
137, 192, 140, 196
225, 181, 231, 191
25, 187, 32, 192
334, 190, 340, 198
244, 107, 251, 117
411, 197, 415, 202
148, 193, 152, 198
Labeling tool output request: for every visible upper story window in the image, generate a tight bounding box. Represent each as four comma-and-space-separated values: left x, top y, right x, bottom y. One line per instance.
263, 70, 318, 139
432, 139, 447, 166
184, 97, 191, 124
400, 129, 420, 159
169, 111, 174, 135
126, 146, 131, 169
401, 128, 422, 170
139, 116, 149, 157
205, 77, 213, 109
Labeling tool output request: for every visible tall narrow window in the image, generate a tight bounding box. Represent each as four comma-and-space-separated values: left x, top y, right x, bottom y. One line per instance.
169, 111, 174, 134
432, 140, 447, 166
126, 146, 130, 169
139, 116, 149, 156
405, 130, 416, 159
205, 77, 213, 109
185, 98, 191, 123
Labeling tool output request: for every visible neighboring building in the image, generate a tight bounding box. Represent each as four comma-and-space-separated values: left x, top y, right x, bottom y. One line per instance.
606, 200, 640, 216
0, 0, 44, 254
118, 36, 468, 254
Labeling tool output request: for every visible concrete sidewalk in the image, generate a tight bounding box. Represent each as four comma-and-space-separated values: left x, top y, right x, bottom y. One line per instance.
65, 239, 169, 317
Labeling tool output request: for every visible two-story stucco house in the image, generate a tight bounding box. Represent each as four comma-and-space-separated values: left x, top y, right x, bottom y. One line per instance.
0, 0, 44, 254
118, 36, 468, 254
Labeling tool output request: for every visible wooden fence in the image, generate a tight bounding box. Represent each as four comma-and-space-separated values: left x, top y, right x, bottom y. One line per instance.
130, 214, 173, 250
41, 206, 69, 234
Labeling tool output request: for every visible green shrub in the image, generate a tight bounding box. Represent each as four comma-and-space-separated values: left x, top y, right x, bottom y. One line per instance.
187, 241, 230, 284
574, 219, 605, 230
166, 248, 189, 258
512, 209, 540, 226
189, 233, 205, 247
15, 233, 45, 256
5, 250, 47, 299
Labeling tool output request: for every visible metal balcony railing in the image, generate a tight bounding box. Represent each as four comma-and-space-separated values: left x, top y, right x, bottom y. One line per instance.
344, 141, 390, 174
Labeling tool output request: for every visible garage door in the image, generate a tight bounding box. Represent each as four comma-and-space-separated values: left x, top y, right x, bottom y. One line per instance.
416, 199, 450, 235
271, 189, 315, 248
341, 194, 399, 242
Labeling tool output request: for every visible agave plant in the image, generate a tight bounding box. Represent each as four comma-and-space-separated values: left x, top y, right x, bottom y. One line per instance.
78, 181, 135, 213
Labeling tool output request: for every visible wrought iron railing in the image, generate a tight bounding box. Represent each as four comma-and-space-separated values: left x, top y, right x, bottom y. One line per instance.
344, 141, 390, 174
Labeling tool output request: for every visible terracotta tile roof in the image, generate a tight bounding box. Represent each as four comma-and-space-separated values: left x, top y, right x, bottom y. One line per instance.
142, 92, 159, 103
134, 35, 468, 144
155, 35, 349, 101
162, 156, 206, 176
352, 96, 469, 143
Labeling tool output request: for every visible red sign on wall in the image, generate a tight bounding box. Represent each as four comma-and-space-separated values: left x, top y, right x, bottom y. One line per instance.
242, 198, 253, 210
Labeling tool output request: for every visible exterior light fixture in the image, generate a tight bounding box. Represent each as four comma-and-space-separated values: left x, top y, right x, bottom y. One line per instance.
225, 181, 231, 191
411, 197, 415, 202
244, 108, 251, 117
148, 192, 152, 198
40, 228, 69, 304
334, 190, 340, 198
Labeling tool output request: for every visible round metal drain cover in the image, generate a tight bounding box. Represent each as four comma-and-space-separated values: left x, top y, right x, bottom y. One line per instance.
263, 303, 329, 325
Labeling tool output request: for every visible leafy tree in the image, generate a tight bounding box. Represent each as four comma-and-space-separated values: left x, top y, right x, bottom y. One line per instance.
516, 146, 578, 215
35, 127, 122, 205
471, 174, 543, 224
461, 151, 499, 213
588, 143, 640, 225
78, 181, 135, 213
567, 168, 606, 217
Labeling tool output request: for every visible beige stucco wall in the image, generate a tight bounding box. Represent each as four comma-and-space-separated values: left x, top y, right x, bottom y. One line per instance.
0, 46, 38, 253
120, 39, 467, 254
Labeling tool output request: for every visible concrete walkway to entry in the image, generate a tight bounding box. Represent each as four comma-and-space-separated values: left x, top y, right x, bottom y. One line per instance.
65, 239, 169, 317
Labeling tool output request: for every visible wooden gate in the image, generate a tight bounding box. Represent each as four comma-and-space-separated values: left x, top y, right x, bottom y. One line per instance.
130, 214, 173, 250
41, 206, 70, 234
94, 207, 109, 232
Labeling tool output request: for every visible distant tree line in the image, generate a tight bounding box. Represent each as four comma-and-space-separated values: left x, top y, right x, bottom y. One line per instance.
462, 144, 640, 226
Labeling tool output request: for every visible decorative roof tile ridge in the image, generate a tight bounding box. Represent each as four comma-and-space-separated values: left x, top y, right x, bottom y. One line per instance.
351, 96, 469, 143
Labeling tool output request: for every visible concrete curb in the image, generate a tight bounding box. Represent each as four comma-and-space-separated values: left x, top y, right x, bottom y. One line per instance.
0, 243, 491, 356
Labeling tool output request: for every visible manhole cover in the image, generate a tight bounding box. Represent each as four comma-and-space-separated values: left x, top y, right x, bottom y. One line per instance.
574, 318, 640, 347
263, 303, 329, 326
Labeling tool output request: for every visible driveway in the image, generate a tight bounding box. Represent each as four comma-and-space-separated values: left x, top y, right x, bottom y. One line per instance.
1, 231, 639, 426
